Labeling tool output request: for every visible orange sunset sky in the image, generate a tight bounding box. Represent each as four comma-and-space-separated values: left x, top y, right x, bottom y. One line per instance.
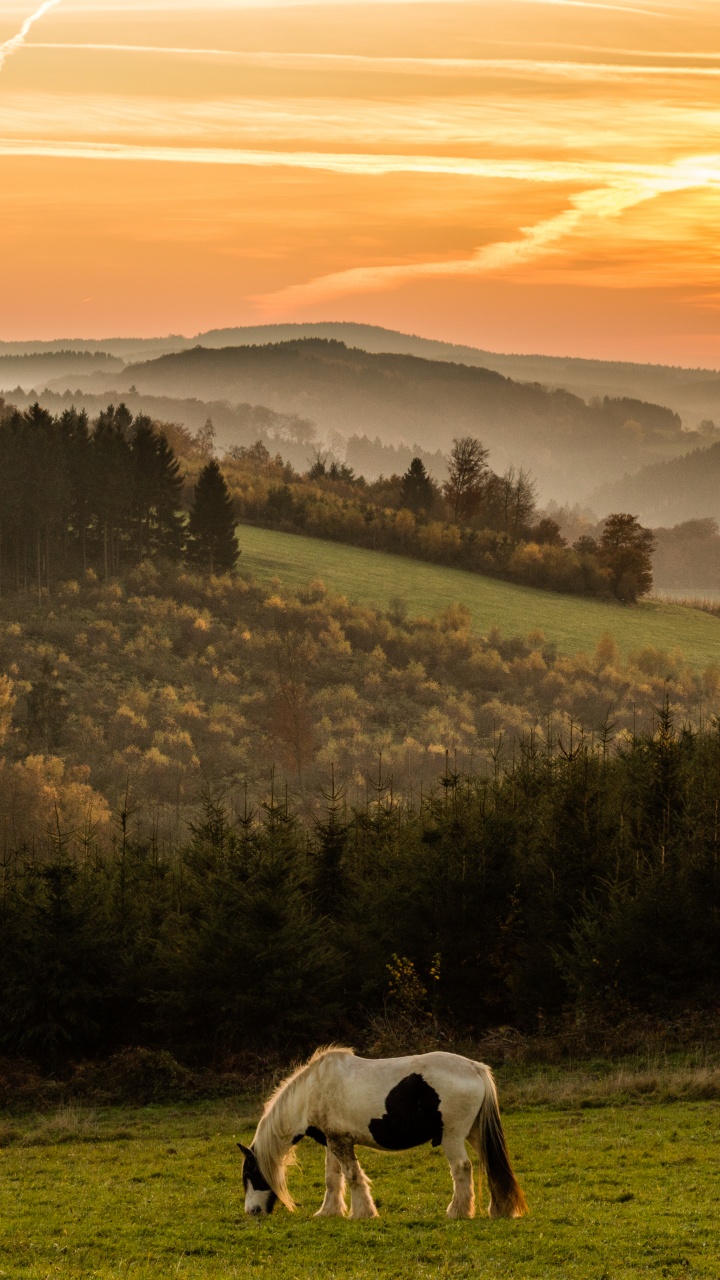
1, 0, 720, 362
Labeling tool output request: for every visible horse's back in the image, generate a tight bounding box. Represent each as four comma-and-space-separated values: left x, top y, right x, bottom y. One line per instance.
353, 1050, 488, 1092
315, 1050, 489, 1150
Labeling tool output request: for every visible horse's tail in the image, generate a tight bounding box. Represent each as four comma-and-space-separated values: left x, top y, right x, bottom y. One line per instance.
469, 1062, 527, 1218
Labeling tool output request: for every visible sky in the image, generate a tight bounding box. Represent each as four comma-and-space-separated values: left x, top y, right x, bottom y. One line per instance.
1, 0, 720, 362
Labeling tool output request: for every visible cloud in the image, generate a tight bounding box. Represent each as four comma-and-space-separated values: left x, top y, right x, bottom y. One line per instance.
0, 1, 63, 72
0, 135, 691, 183
252, 160, 720, 310
49, 0, 683, 10
1, 91, 716, 158
25, 45, 720, 81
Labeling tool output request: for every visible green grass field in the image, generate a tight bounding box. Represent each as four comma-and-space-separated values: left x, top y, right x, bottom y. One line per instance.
0, 1099, 717, 1279
238, 525, 720, 670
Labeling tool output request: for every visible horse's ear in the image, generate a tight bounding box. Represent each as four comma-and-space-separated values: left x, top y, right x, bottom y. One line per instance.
237, 1142, 253, 1157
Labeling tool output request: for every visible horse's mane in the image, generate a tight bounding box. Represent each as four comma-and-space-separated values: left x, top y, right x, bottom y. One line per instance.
253, 1045, 355, 1211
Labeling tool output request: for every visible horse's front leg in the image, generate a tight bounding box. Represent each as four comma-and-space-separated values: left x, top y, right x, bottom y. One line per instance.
314, 1146, 347, 1217
442, 1135, 475, 1219
328, 1136, 378, 1219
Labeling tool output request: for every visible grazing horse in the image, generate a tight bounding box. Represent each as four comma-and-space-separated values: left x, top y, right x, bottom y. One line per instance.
239, 1046, 527, 1220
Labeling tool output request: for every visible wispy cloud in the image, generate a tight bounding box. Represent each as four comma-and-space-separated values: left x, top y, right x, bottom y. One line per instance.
0, 136, 705, 184
55, 0, 681, 10
0, 92, 715, 162
253, 159, 720, 310
0, 1, 63, 72
25, 44, 720, 81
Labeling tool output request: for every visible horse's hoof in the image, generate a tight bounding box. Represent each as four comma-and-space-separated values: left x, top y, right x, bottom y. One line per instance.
447, 1204, 472, 1219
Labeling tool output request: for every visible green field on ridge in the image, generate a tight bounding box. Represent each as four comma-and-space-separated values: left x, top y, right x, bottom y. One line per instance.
238, 524, 720, 671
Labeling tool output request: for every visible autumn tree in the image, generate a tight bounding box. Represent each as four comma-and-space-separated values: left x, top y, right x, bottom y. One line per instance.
443, 437, 489, 523
599, 512, 655, 602
187, 459, 238, 573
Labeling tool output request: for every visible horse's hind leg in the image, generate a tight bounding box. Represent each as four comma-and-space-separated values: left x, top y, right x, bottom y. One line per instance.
442, 1134, 475, 1219
315, 1146, 348, 1217
328, 1136, 378, 1219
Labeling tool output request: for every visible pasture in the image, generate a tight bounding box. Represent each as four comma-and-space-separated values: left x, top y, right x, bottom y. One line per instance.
237, 525, 720, 671
0, 1097, 717, 1279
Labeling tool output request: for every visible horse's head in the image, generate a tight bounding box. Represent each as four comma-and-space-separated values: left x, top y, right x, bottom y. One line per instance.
238, 1142, 278, 1216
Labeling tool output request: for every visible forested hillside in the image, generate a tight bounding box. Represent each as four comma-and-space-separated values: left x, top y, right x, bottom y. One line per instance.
0, 542, 719, 1061
591, 440, 720, 527
1, 562, 718, 854
5, 334, 712, 505
5, 387, 445, 480
5, 321, 720, 436
0, 351, 124, 389
1, 402, 719, 1056
70, 339, 694, 501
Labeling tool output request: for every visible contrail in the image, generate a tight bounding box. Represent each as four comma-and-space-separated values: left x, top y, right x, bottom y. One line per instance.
0, 0, 63, 72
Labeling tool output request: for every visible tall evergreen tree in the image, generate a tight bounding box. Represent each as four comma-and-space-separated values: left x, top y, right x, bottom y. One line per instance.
187, 460, 238, 573
89, 406, 133, 577
400, 457, 435, 514
61, 408, 92, 572
130, 419, 185, 563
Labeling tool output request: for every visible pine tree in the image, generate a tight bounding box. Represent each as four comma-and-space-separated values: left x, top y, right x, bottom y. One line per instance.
130, 419, 185, 563
89, 406, 133, 577
187, 460, 238, 573
61, 408, 92, 572
400, 457, 435, 514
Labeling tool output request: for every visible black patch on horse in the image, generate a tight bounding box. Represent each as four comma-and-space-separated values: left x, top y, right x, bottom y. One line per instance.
306, 1125, 327, 1146
239, 1146, 278, 1211
292, 1126, 327, 1146
369, 1073, 443, 1150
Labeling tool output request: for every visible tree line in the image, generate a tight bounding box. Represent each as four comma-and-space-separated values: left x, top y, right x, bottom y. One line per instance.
231, 436, 656, 602
0, 402, 238, 594
0, 399, 654, 603
1, 706, 719, 1066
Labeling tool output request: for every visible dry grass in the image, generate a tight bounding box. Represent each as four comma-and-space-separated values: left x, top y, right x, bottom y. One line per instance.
14, 1105, 101, 1146
500, 1064, 720, 1110
652, 594, 720, 617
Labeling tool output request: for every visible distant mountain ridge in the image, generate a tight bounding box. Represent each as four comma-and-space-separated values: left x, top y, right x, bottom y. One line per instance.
2, 321, 720, 430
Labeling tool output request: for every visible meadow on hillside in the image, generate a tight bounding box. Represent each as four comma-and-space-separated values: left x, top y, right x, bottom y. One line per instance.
238, 524, 720, 670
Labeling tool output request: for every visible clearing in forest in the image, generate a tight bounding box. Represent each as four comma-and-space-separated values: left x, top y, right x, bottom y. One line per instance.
238, 525, 720, 671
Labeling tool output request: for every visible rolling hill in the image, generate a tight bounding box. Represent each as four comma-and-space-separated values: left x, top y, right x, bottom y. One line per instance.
4, 321, 720, 432
72, 339, 693, 503
0, 350, 124, 392
237, 524, 720, 671
590, 441, 720, 526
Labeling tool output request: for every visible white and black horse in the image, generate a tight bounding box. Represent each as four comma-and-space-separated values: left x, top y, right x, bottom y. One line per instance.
239, 1046, 527, 1220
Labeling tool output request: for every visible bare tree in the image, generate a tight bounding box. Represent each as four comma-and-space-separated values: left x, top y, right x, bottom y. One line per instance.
443, 437, 490, 523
